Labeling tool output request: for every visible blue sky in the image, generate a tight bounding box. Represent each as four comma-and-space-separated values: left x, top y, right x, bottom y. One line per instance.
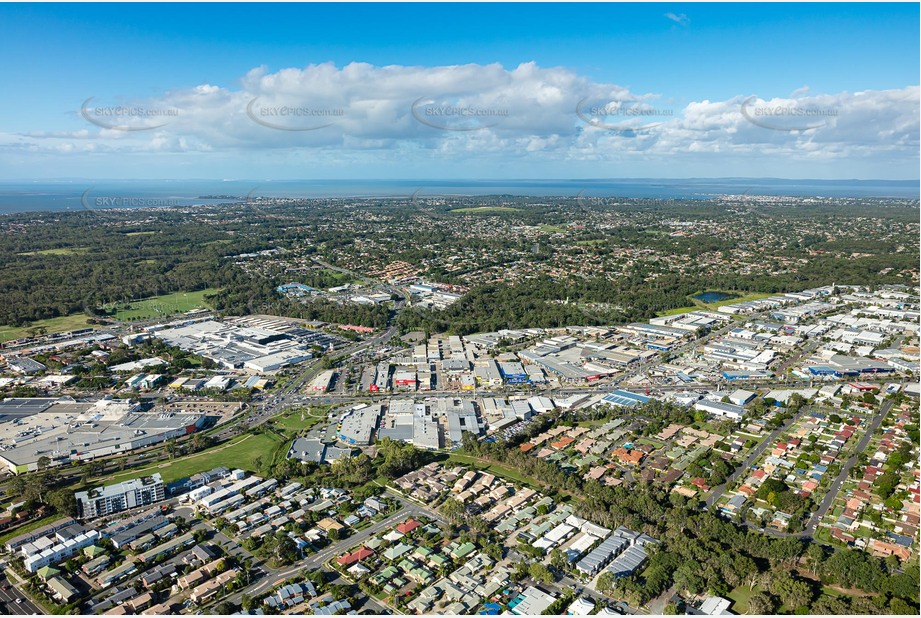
1, 3, 918, 180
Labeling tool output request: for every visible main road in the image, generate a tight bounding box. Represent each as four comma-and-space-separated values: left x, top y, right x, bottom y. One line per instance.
0, 571, 45, 615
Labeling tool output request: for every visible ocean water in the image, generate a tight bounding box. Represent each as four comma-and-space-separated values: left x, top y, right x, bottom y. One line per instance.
0, 178, 917, 215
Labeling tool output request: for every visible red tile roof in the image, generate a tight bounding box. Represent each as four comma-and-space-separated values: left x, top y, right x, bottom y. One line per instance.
396, 518, 421, 534
550, 436, 575, 450
337, 547, 374, 565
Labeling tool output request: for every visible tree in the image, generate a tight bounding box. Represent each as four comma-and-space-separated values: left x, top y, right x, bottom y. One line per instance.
46, 489, 78, 517
809, 595, 848, 614
747, 592, 777, 615
823, 548, 884, 592
805, 543, 825, 575
273, 535, 299, 566
889, 598, 916, 615
481, 542, 503, 561
768, 570, 813, 610
440, 498, 465, 521
528, 562, 555, 585
549, 548, 568, 571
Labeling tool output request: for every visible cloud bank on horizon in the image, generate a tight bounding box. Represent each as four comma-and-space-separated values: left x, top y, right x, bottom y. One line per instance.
3, 61, 919, 179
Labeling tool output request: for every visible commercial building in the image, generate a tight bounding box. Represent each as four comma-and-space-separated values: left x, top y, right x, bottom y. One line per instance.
498, 362, 529, 384
337, 405, 382, 445
287, 438, 351, 465
76, 474, 166, 519
149, 318, 334, 372
310, 370, 336, 392
393, 369, 418, 389
0, 398, 207, 473
373, 362, 391, 392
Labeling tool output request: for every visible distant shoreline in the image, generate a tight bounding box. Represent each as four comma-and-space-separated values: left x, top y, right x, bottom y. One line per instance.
0, 178, 917, 215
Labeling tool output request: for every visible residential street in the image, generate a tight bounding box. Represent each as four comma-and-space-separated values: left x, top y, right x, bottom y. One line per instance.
804, 398, 893, 532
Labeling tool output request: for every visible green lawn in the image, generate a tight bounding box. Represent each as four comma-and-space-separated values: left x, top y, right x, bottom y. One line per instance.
727, 584, 762, 614
0, 514, 72, 546
656, 305, 698, 317
539, 224, 566, 233
109, 288, 219, 320
576, 419, 612, 428
124, 231, 157, 237
0, 313, 99, 343
272, 406, 330, 432
449, 206, 521, 214
17, 247, 89, 256
319, 269, 354, 283
98, 432, 288, 484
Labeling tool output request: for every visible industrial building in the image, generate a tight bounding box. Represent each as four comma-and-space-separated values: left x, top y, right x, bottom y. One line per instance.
6, 356, 47, 375
76, 474, 166, 519
693, 400, 745, 421
600, 390, 652, 408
